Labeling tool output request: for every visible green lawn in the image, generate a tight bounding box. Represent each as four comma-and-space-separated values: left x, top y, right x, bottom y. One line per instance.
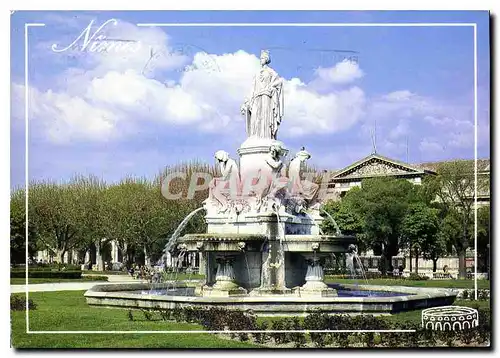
10, 291, 258, 348
165, 273, 205, 280
325, 278, 490, 289
83, 270, 128, 275
11, 273, 204, 285
10, 277, 108, 285
11, 290, 490, 348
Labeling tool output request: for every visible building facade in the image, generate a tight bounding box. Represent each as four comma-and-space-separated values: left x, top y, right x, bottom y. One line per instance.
322, 153, 490, 277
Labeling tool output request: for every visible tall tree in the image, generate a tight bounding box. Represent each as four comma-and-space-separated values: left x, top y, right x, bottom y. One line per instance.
321, 188, 367, 252
427, 160, 478, 278
361, 178, 418, 273
326, 177, 419, 274
401, 203, 440, 274
71, 175, 109, 270
10, 189, 37, 265
28, 181, 82, 263
477, 205, 490, 274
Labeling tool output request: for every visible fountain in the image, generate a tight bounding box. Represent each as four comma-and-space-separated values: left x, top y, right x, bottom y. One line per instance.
85, 49, 457, 315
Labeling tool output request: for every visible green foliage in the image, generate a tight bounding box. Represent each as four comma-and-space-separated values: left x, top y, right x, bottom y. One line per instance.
10, 189, 38, 264
401, 202, 441, 272
323, 177, 420, 273
11, 296, 37, 311
11, 270, 82, 279
477, 205, 490, 272
141, 309, 153, 321
407, 273, 429, 281
428, 160, 477, 278
461, 289, 470, 299
321, 195, 367, 251
82, 275, 109, 281
11, 162, 217, 267
12, 263, 82, 271
10, 290, 491, 348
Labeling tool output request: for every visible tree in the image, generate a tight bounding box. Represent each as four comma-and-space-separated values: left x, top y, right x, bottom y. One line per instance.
401, 203, 440, 273
71, 175, 109, 270
321, 188, 367, 252
477, 205, 490, 274
423, 232, 448, 273
327, 177, 419, 274
10, 189, 37, 265
428, 160, 477, 279
28, 181, 83, 263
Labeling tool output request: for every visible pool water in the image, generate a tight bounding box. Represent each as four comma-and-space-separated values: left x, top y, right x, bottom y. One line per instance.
131, 287, 412, 298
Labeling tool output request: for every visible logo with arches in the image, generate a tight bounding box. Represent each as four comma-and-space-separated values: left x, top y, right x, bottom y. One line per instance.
422, 306, 479, 331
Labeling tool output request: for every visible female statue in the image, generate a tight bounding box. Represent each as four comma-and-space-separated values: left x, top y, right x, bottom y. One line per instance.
207, 150, 240, 213
241, 50, 284, 139
288, 147, 319, 202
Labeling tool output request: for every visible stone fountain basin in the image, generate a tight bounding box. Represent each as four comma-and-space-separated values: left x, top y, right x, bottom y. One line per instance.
177, 233, 356, 252
84, 282, 457, 316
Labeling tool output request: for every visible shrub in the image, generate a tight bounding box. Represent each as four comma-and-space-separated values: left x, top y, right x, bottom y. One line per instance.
11, 296, 37, 311
408, 273, 429, 281
461, 289, 470, 299
158, 308, 172, 321
141, 309, 153, 321
382, 331, 402, 348
478, 289, 489, 300
303, 312, 331, 347
290, 317, 306, 348
25, 263, 81, 271
459, 328, 477, 345
269, 320, 284, 344
329, 314, 352, 348
437, 330, 456, 347
419, 327, 437, 347
396, 321, 420, 347
11, 270, 82, 279
172, 307, 185, 322
252, 321, 270, 344
127, 310, 134, 321
82, 275, 108, 281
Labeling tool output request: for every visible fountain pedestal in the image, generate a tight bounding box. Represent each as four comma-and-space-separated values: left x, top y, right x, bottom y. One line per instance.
200, 255, 247, 297
251, 238, 293, 296
298, 254, 337, 297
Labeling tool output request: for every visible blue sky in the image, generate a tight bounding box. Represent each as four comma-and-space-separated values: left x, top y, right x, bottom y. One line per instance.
10, 11, 490, 188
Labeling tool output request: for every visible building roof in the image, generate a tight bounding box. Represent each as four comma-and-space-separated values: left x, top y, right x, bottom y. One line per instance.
330, 153, 435, 181
412, 159, 490, 173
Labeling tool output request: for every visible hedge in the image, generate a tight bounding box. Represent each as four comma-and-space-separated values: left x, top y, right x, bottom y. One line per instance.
11, 270, 82, 279
130, 306, 491, 348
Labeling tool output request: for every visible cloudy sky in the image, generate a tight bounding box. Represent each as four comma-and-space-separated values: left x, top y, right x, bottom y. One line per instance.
10, 10, 490, 188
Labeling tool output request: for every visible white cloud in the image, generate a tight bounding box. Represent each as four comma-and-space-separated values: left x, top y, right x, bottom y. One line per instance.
382, 90, 414, 102
19, 36, 368, 143
388, 119, 409, 140
419, 138, 445, 154
314, 60, 364, 84
27, 85, 118, 143
365, 90, 481, 154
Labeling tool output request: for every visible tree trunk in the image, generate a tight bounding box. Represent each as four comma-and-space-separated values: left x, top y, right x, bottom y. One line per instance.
458, 248, 467, 279
432, 258, 438, 273
487, 244, 490, 280
415, 251, 419, 274
121, 242, 129, 268
380, 252, 391, 276
409, 247, 412, 273
144, 245, 151, 267
96, 241, 104, 271
56, 249, 66, 264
